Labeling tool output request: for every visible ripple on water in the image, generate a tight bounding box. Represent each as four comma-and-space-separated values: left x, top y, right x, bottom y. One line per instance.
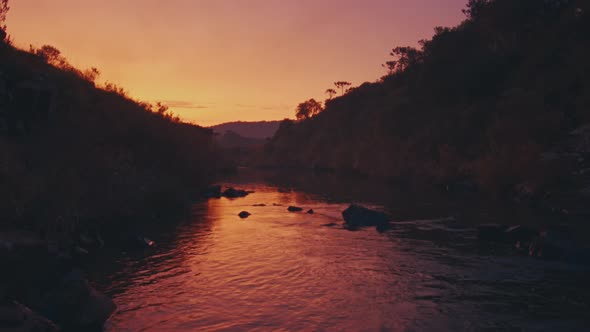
98, 181, 590, 331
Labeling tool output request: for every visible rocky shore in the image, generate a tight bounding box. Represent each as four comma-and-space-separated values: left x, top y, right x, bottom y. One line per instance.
0, 230, 116, 331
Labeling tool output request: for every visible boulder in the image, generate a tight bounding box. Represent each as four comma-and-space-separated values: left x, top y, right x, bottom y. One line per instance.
204, 185, 222, 198
287, 206, 303, 212
38, 269, 116, 329
221, 187, 249, 198
342, 205, 391, 229
238, 211, 251, 219
0, 301, 58, 332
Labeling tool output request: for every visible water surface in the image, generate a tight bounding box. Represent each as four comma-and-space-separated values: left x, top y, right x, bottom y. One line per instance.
93, 172, 590, 331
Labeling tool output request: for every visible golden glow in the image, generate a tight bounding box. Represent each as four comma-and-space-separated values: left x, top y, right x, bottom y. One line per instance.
7, 0, 465, 126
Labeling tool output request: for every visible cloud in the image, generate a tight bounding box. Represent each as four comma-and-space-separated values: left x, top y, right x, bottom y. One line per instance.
160, 100, 211, 110
235, 103, 291, 111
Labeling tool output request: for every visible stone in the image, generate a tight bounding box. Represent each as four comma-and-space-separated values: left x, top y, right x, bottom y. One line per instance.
287, 206, 303, 212
221, 187, 249, 198
342, 204, 391, 229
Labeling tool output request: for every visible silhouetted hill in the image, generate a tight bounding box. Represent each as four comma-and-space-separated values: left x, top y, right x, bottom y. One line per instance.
265, 0, 590, 213
0, 40, 225, 230
210, 120, 280, 139
215, 130, 266, 149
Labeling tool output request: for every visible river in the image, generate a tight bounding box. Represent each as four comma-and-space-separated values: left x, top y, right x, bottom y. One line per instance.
89, 169, 590, 331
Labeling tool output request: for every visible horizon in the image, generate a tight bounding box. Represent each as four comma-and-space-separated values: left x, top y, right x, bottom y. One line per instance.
6, 0, 466, 126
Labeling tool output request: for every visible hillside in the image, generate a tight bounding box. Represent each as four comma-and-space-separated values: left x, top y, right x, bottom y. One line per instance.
210, 120, 280, 139
265, 0, 590, 208
0, 40, 224, 231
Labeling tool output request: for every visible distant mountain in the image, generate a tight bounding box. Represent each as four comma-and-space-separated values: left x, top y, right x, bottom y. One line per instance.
215, 130, 267, 149
210, 120, 281, 139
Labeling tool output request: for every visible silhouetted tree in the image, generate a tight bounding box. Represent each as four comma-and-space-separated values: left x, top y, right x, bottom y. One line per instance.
462, 0, 491, 19
35, 45, 64, 65
383, 46, 423, 75
325, 88, 337, 99
334, 81, 351, 95
295, 98, 323, 120
0, 0, 9, 42
83, 67, 101, 83
382, 60, 398, 75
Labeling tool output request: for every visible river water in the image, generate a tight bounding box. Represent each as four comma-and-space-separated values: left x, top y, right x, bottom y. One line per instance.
92, 170, 590, 331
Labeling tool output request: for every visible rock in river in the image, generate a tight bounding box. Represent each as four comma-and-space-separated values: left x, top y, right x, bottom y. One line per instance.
204, 185, 222, 198
287, 206, 303, 212
222, 187, 250, 198
342, 204, 391, 230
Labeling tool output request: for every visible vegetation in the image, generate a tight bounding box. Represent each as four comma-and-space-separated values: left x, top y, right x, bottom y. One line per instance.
325, 88, 337, 100
0, 7, 223, 233
333, 81, 351, 95
295, 98, 323, 121
266, 0, 590, 204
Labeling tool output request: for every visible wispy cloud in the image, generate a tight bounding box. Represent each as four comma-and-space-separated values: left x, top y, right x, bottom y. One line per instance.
234, 103, 291, 111
160, 100, 212, 110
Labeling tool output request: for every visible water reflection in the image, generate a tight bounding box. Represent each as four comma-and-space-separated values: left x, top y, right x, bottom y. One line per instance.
95, 171, 590, 331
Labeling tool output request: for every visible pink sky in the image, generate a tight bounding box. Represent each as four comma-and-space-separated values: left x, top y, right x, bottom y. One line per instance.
7, 0, 467, 126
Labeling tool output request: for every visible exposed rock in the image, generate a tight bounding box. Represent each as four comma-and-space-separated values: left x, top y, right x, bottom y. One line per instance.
135, 235, 155, 248
204, 185, 222, 198
0, 301, 58, 332
221, 187, 249, 198
38, 269, 116, 329
307, 209, 314, 214
238, 211, 251, 219
287, 206, 303, 212
342, 204, 391, 229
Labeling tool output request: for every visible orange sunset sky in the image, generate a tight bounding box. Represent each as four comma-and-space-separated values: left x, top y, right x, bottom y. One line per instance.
7, 0, 467, 126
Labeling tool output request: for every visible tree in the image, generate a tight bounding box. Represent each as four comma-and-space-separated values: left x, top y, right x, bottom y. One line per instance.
325, 88, 337, 99
0, 0, 9, 42
462, 0, 491, 19
83, 67, 101, 83
382, 60, 398, 75
383, 46, 423, 75
35, 45, 64, 65
295, 98, 323, 120
334, 81, 351, 95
